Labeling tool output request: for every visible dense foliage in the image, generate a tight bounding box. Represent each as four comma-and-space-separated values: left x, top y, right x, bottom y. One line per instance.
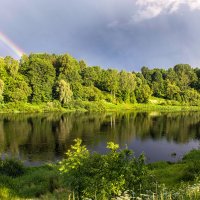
1, 53, 200, 107
0, 158, 25, 177
59, 139, 148, 199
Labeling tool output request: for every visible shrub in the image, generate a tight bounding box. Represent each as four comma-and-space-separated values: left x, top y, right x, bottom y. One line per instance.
181, 161, 200, 181
59, 139, 149, 199
0, 158, 25, 177
182, 149, 200, 162
15, 166, 60, 198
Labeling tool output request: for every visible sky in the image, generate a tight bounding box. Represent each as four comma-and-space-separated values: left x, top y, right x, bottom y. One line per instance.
1, 0, 200, 71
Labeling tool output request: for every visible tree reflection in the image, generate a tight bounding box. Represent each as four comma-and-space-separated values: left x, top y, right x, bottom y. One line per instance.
0, 111, 200, 163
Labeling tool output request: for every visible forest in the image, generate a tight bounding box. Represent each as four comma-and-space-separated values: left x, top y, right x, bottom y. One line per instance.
1, 53, 200, 111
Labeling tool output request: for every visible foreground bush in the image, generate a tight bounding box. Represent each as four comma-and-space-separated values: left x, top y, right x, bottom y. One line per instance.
59, 139, 149, 199
0, 158, 25, 177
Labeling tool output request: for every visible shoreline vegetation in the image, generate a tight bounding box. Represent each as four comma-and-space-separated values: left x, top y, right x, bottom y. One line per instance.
1, 100, 200, 114
2, 98, 200, 114
1, 140, 200, 199
1, 53, 200, 114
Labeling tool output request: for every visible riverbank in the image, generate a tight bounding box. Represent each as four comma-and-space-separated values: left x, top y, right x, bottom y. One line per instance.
1, 98, 200, 113
1, 143, 200, 199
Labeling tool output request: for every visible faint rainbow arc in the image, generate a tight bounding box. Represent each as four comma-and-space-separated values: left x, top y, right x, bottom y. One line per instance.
0, 31, 24, 58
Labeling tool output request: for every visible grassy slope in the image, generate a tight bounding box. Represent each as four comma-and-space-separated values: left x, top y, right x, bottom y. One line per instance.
1, 96, 200, 114
149, 162, 188, 187
149, 149, 200, 188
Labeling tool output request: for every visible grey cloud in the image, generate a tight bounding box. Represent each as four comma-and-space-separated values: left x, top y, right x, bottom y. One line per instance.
0, 0, 200, 70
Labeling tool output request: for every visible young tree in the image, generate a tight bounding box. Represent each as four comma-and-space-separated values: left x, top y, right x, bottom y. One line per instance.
57, 79, 73, 105
102, 69, 119, 99
118, 71, 136, 103
135, 75, 152, 103
166, 80, 181, 101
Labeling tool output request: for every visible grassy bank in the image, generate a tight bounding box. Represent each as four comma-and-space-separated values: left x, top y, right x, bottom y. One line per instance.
1, 97, 200, 114
1, 142, 200, 199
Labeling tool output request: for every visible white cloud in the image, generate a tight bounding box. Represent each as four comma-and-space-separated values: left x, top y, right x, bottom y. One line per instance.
134, 0, 200, 21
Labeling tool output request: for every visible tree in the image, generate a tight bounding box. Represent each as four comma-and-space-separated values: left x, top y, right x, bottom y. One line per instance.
182, 89, 200, 105
118, 71, 136, 103
57, 80, 73, 105
81, 67, 98, 86
3, 75, 31, 102
57, 54, 81, 83
82, 86, 103, 101
0, 79, 4, 102
27, 57, 56, 103
79, 60, 87, 71
173, 64, 197, 90
135, 75, 152, 103
166, 68, 178, 84
135, 84, 152, 103
0, 57, 31, 103
4, 56, 19, 76
0, 58, 7, 82
166, 80, 181, 101
141, 66, 152, 85
102, 69, 119, 99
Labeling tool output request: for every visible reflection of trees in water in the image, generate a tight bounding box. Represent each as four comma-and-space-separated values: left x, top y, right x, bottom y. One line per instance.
67, 113, 108, 147
136, 112, 200, 143
0, 121, 5, 153
3, 117, 31, 156
0, 113, 63, 160
53, 115, 73, 153
0, 112, 200, 162
26, 116, 56, 161
99, 112, 139, 145
96, 111, 200, 144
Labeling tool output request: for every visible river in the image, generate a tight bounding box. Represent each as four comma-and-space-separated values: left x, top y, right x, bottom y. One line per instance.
0, 111, 199, 165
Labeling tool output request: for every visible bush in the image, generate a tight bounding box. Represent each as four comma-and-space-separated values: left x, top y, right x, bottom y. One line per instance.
59, 139, 149, 199
182, 149, 200, 162
181, 161, 200, 181
14, 166, 60, 198
0, 158, 25, 177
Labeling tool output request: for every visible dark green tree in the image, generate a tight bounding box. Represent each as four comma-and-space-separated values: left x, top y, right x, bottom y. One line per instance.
173, 64, 197, 90
57, 54, 82, 83
26, 57, 56, 103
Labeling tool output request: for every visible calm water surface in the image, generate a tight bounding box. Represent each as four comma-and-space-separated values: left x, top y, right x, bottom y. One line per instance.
0, 111, 200, 165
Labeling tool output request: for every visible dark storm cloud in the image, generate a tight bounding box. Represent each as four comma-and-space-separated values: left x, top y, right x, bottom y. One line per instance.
0, 0, 200, 71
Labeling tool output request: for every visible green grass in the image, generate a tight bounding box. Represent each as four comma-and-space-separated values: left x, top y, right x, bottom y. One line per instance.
1, 97, 200, 114
148, 150, 200, 188
0, 102, 66, 113
0, 164, 61, 199
149, 162, 188, 187
182, 149, 200, 161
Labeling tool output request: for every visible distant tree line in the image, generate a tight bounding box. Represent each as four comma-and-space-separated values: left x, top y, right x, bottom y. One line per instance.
0, 53, 200, 106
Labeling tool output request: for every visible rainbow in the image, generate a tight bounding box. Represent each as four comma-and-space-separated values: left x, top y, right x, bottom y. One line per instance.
0, 31, 24, 58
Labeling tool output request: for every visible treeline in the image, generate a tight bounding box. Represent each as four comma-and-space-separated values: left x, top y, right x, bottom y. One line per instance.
0, 53, 200, 106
